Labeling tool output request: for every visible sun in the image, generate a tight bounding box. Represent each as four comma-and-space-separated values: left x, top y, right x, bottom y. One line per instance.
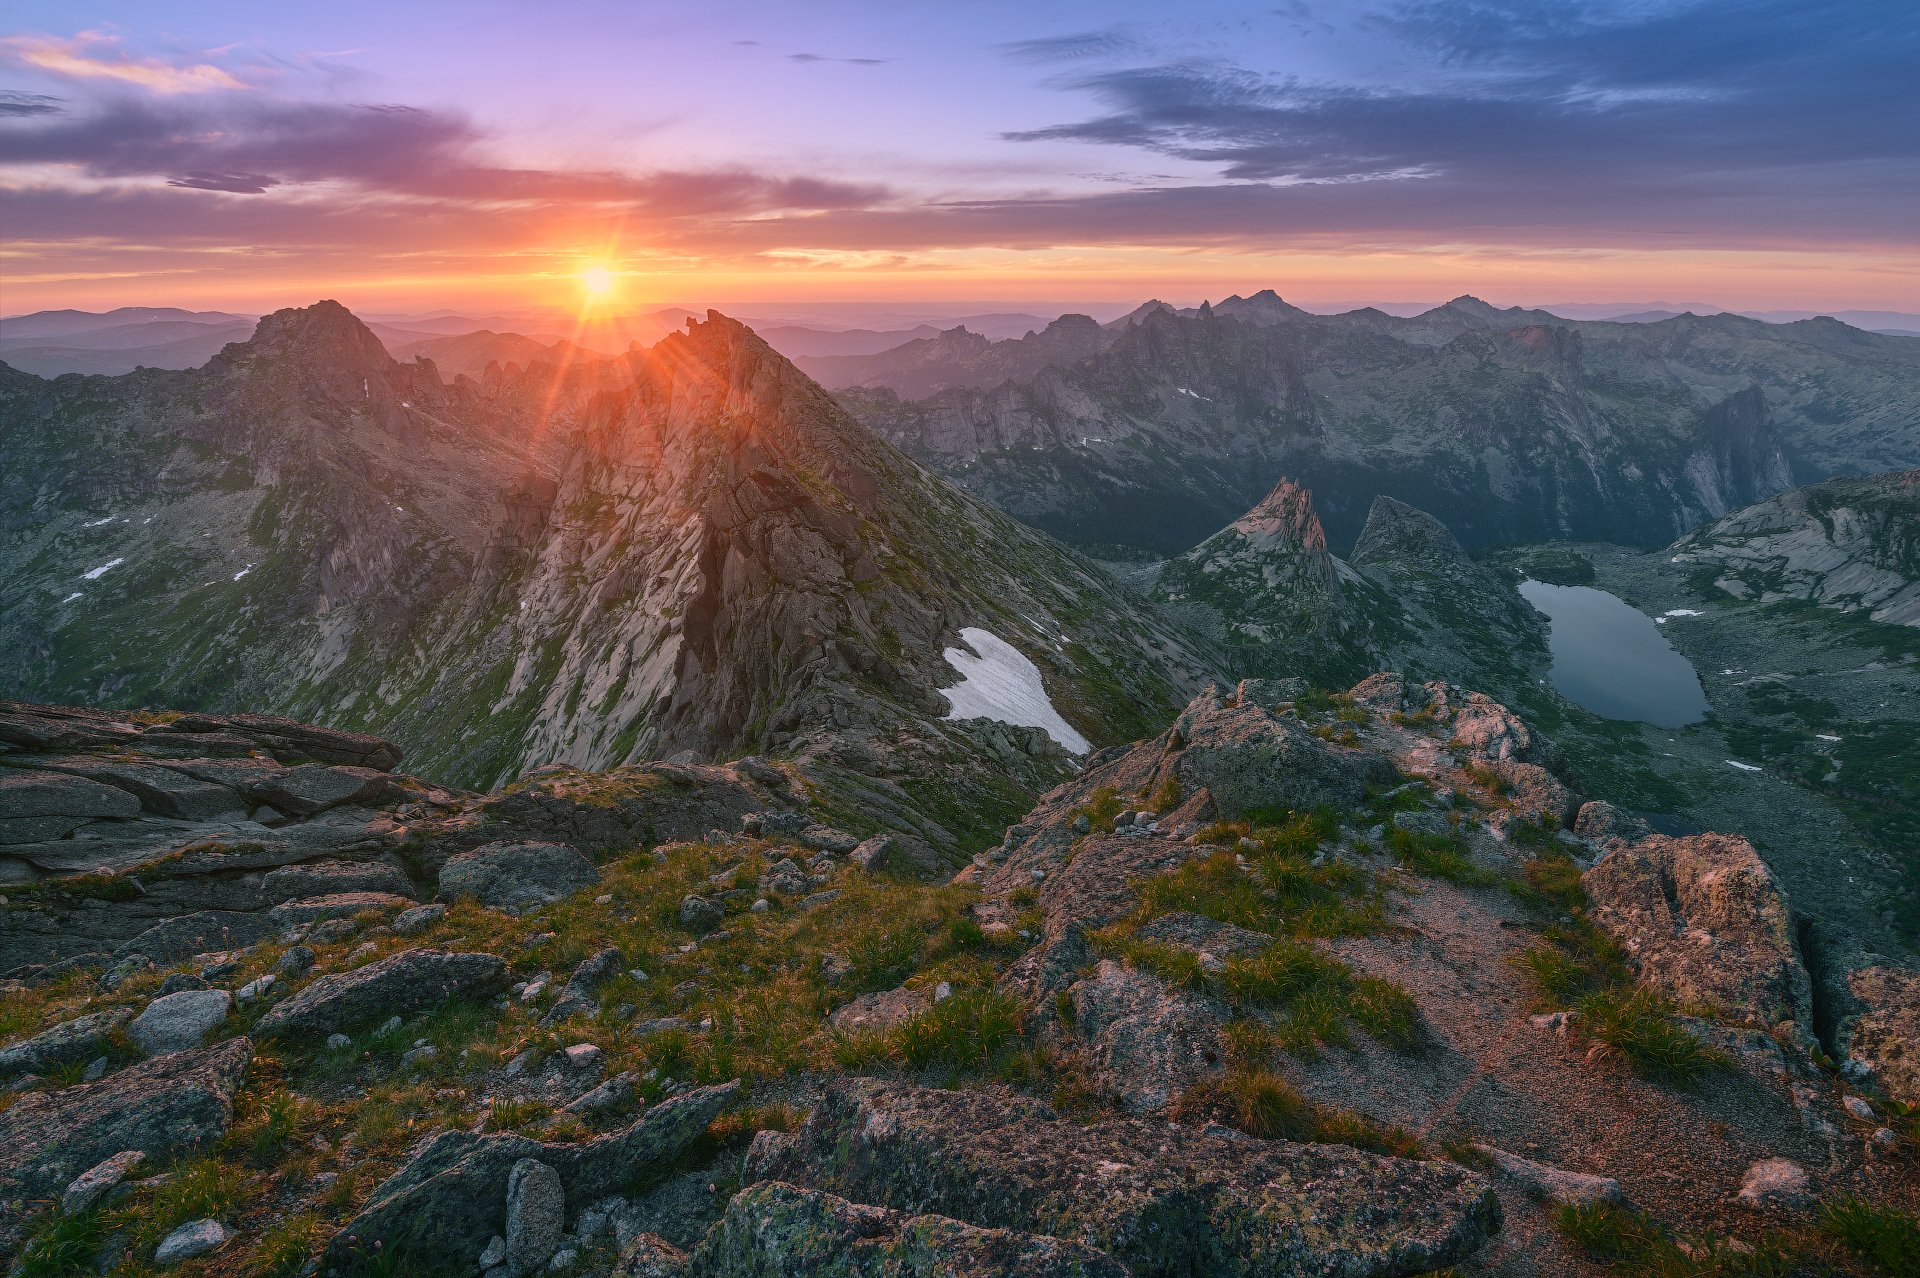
580, 264, 616, 298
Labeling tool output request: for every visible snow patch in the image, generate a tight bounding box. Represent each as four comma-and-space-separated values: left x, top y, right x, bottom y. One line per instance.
938, 627, 1090, 754
80, 557, 124, 580
1817, 734, 1842, 742
82, 515, 114, 528
1660, 609, 1703, 619
1725, 760, 1763, 773
61, 591, 82, 603
233, 564, 254, 581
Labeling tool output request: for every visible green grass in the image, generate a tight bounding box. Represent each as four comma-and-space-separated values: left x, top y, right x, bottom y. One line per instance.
1174, 1069, 1422, 1158
15, 1210, 107, 1278
1820, 1198, 1920, 1278
1576, 989, 1731, 1084
1386, 825, 1497, 886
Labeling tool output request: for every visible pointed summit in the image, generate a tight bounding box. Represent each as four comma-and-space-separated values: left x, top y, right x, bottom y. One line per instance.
232, 299, 394, 370
1228, 476, 1332, 563
1350, 495, 1466, 568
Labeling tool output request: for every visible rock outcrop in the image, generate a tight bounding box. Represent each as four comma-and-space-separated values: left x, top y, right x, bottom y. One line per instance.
1583, 833, 1814, 1036
750, 1080, 1500, 1278
0, 1038, 251, 1210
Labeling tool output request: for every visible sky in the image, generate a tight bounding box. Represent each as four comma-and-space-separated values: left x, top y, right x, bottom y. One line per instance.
2, 0, 1917, 315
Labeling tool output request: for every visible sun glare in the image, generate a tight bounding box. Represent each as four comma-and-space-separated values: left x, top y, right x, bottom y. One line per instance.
581, 264, 616, 298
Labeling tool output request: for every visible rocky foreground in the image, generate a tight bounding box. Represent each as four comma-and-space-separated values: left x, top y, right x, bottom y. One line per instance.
1, 687, 1916, 1275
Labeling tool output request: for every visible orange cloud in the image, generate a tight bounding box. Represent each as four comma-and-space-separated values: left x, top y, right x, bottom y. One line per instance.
1, 31, 247, 94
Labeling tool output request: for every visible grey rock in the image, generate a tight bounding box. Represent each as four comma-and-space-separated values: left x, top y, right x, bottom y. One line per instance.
677, 895, 723, 932
322, 1081, 738, 1271
1585, 833, 1813, 1037
116, 911, 279, 966
267, 891, 413, 926
1471, 1144, 1622, 1207
236, 974, 276, 1002
255, 948, 508, 1039
691, 1181, 1128, 1277
439, 842, 599, 914
481, 1235, 507, 1268
798, 825, 860, 853
251, 763, 393, 817
1736, 1157, 1813, 1210
392, 903, 448, 935
62, 1148, 145, 1214
566, 1071, 636, 1116
1572, 801, 1653, 847
507, 1158, 566, 1277
612, 1233, 688, 1278
0, 771, 143, 821
325, 1033, 351, 1051
1068, 959, 1227, 1116
0, 1038, 251, 1207
261, 859, 414, 901
277, 945, 316, 975
159, 973, 210, 994
752, 1079, 1498, 1278
0, 1008, 131, 1079
154, 1218, 228, 1264
128, 989, 232, 1056
848, 832, 942, 878
1170, 700, 1397, 820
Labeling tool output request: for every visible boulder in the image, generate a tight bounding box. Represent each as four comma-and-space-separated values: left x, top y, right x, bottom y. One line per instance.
392, 903, 448, 936
614, 1234, 690, 1278
1583, 834, 1812, 1035
1840, 965, 1920, 1106
323, 1081, 738, 1271
849, 832, 942, 878
1067, 960, 1228, 1116
266, 891, 413, 925
0, 1008, 131, 1079
829, 986, 932, 1036
752, 1080, 1499, 1278
255, 949, 507, 1039
506, 1158, 566, 1277
1572, 801, 1653, 848
437, 841, 598, 914
1470, 1144, 1622, 1207
677, 895, 724, 932
691, 1181, 1128, 1278
62, 1148, 145, 1213
0, 771, 140, 821
28, 759, 243, 821
1736, 1158, 1813, 1211
260, 859, 414, 901
114, 910, 280, 966
1169, 702, 1395, 821
128, 989, 232, 1056
154, 1218, 228, 1264
251, 763, 394, 817
0, 1038, 251, 1207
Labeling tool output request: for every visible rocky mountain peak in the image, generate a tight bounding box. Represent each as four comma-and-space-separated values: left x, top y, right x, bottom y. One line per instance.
1350, 495, 1468, 569
227, 299, 395, 373
1230, 475, 1331, 557
1435, 293, 1501, 319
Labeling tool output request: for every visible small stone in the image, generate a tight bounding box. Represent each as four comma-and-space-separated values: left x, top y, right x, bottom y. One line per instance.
63, 1149, 145, 1214
1071, 814, 1091, 834
545, 1247, 578, 1272
154, 1218, 228, 1264
594, 894, 613, 905
933, 981, 953, 1003
677, 895, 723, 932
506, 1046, 541, 1076
325, 1033, 351, 1051
1737, 1158, 1813, 1210
563, 1043, 603, 1071
392, 904, 447, 936
628, 969, 649, 982
564, 1071, 635, 1115
128, 989, 232, 1056
402, 1045, 437, 1067
158, 973, 209, 995
277, 946, 316, 975
479, 1236, 507, 1268
236, 974, 276, 1003
750, 898, 770, 913
378, 1014, 403, 1036
82, 1056, 108, 1082
1529, 1011, 1571, 1035
1030, 868, 1046, 881
1842, 1095, 1875, 1122
1869, 1127, 1898, 1150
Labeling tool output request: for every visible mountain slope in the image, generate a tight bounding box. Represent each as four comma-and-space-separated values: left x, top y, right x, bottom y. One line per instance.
1667, 467, 1920, 625
0, 304, 1218, 834
796, 313, 1115, 397
844, 302, 1917, 555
